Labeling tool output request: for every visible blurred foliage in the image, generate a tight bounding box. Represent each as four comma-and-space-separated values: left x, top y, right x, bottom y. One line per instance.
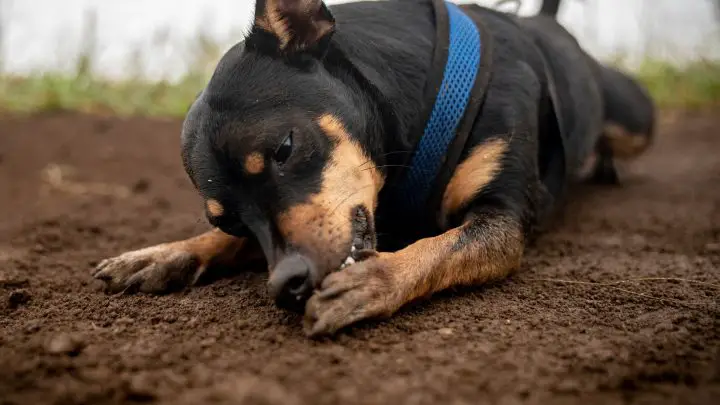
0, 0, 718, 117
0, 16, 224, 117
0, 58, 718, 117
634, 59, 720, 109
0, 6, 225, 117
0, 72, 206, 116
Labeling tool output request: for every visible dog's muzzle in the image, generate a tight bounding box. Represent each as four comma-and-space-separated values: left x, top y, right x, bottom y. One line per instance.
267, 205, 377, 312
268, 253, 316, 312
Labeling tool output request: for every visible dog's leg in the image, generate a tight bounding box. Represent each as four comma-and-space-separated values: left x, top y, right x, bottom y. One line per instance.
304, 209, 524, 337
589, 135, 620, 185
588, 65, 655, 185
93, 229, 262, 293
588, 121, 656, 185
305, 61, 547, 337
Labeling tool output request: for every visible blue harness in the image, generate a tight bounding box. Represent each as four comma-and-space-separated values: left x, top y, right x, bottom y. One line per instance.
392, 1, 485, 219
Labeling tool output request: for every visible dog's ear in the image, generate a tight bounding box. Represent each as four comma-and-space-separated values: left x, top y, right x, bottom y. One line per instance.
252, 0, 335, 55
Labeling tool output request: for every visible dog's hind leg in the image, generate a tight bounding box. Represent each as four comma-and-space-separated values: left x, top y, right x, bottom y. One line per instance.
93, 229, 263, 294
584, 120, 651, 185
600, 121, 654, 160
584, 65, 655, 184
588, 135, 620, 185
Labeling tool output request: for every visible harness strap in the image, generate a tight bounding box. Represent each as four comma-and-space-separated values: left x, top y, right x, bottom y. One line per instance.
389, 0, 493, 227
429, 4, 495, 225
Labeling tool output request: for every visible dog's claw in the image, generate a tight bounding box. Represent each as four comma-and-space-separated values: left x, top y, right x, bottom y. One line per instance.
92, 259, 109, 276
304, 256, 395, 338
93, 245, 203, 294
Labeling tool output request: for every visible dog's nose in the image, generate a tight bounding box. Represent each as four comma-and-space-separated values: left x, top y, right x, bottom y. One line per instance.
267, 254, 314, 312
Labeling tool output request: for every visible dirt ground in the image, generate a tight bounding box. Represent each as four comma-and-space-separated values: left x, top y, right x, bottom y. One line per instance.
0, 110, 718, 405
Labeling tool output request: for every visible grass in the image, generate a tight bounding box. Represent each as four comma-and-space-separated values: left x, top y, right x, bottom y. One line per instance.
634, 59, 720, 109
0, 5, 224, 118
1, 58, 718, 118
0, 72, 207, 117
0, 0, 718, 117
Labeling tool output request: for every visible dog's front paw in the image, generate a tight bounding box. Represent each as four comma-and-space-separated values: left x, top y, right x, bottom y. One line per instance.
303, 255, 399, 338
93, 244, 203, 294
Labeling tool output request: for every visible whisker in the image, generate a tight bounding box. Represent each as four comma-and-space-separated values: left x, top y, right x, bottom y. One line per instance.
327, 184, 375, 219
362, 164, 436, 175
367, 164, 414, 170
357, 150, 414, 169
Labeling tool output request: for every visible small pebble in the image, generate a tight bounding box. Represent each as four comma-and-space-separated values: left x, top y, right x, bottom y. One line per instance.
128, 374, 156, 401
438, 328, 454, 336
131, 178, 151, 194
45, 333, 85, 356
23, 320, 42, 334
199, 337, 217, 348
8, 289, 31, 309
115, 316, 135, 325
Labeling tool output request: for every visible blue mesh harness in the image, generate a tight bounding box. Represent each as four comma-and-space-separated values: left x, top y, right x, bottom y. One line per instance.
389, 1, 491, 223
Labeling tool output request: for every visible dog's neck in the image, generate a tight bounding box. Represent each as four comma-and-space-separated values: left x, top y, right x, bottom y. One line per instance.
323, 2, 437, 174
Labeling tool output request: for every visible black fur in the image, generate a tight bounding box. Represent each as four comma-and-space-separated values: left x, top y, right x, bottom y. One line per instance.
592, 65, 655, 184
180, 0, 654, 303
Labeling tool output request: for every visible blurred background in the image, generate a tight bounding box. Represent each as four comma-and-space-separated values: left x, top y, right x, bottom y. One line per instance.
0, 0, 718, 114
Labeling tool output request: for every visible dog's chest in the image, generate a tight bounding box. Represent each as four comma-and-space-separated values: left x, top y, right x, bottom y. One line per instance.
375, 0, 494, 250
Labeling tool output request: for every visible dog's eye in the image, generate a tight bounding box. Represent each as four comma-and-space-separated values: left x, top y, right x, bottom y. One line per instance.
273, 131, 293, 165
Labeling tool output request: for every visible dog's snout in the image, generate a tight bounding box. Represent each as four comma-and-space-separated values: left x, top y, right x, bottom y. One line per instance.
268, 254, 315, 312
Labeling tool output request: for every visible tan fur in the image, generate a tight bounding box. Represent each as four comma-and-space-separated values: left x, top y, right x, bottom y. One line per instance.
576, 151, 599, 179
175, 228, 252, 267
93, 229, 260, 293
276, 114, 384, 270
254, 0, 333, 51
384, 215, 524, 307
255, 16, 272, 33
206, 199, 224, 218
256, 0, 292, 49
603, 122, 651, 159
440, 138, 508, 228
244, 152, 266, 175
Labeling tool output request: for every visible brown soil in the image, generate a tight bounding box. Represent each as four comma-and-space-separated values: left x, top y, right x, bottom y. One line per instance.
0, 111, 718, 405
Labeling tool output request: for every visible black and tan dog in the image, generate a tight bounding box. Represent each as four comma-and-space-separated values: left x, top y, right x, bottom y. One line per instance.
93, 0, 655, 337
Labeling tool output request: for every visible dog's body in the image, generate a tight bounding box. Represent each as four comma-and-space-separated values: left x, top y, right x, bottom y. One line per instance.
94, 0, 655, 337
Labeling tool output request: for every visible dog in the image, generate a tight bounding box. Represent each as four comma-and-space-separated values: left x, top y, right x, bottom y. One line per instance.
93, 0, 655, 338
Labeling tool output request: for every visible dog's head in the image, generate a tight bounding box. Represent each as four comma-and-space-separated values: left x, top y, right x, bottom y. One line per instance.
181, 0, 384, 311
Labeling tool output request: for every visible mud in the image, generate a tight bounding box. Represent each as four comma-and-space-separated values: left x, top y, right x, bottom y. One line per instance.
0, 111, 718, 404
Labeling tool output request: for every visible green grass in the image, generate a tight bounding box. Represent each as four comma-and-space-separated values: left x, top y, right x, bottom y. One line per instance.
634, 59, 720, 109
0, 72, 207, 117
0, 8, 225, 118
1, 59, 718, 118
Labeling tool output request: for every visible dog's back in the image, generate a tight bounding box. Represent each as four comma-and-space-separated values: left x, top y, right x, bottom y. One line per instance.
511, 11, 606, 179
451, 4, 607, 199
510, 4, 655, 177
